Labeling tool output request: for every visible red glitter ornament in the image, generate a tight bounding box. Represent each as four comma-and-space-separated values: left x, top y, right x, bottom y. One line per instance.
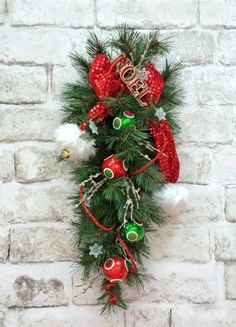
102, 155, 128, 179
149, 120, 179, 183
103, 257, 128, 282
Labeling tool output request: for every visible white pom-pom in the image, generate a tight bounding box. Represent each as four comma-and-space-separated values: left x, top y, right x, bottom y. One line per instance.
153, 184, 189, 211
54, 123, 96, 162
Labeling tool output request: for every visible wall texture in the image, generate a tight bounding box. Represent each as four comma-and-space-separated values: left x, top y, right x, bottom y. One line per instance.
0, 0, 236, 326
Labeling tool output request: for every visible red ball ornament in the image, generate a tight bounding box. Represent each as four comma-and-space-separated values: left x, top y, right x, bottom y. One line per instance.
102, 155, 128, 179
103, 257, 128, 282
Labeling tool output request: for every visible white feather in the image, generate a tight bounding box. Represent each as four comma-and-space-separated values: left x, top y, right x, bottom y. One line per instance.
54, 123, 96, 162
153, 184, 189, 211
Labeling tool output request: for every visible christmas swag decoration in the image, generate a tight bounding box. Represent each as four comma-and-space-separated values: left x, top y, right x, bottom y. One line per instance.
55, 25, 187, 313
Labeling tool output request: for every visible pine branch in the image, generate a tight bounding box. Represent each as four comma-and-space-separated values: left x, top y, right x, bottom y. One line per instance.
86, 32, 110, 58
136, 32, 171, 66
158, 60, 184, 134
70, 51, 90, 77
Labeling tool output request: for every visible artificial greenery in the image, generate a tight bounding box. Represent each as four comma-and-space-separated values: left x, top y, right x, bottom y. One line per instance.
61, 24, 183, 314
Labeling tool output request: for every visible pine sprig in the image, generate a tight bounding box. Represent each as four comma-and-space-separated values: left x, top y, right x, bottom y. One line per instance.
159, 60, 184, 109
86, 32, 110, 58
70, 51, 90, 77
111, 24, 170, 66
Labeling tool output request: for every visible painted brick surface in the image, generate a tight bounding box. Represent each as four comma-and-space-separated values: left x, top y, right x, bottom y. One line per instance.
0, 0, 235, 326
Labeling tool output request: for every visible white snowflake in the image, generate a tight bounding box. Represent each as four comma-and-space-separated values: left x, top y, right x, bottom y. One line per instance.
89, 243, 103, 258
89, 121, 98, 134
155, 107, 166, 121
138, 67, 148, 82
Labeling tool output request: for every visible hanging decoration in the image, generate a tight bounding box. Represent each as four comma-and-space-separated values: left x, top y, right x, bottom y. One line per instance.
55, 25, 187, 314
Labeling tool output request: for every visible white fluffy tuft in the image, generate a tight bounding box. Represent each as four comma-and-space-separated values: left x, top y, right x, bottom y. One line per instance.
153, 184, 189, 211
54, 123, 96, 162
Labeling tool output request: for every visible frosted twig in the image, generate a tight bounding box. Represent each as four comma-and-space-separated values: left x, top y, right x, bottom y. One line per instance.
139, 140, 157, 152
136, 34, 152, 68
118, 180, 134, 230
80, 173, 102, 188
78, 173, 104, 206
86, 178, 106, 202
127, 177, 140, 209
139, 140, 168, 158
139, 152, 151, 161
74, 275, 99, 295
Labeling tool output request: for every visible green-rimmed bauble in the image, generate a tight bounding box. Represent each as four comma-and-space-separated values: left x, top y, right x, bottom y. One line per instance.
121, 220, 144, 243
113, 111, 135, 130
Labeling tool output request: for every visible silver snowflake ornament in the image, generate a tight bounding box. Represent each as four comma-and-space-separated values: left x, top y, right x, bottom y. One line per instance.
138, 67, 148, 82
155, 107, 166, 121
89, 121, 98, 134
89, 243, 103, 258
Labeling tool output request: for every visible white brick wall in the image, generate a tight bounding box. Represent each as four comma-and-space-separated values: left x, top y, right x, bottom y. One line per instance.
0, 1, 235, 326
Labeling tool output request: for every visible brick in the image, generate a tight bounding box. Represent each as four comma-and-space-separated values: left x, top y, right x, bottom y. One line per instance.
197, 67, 236, 105
150, 227, 210, 263
0, 107, 60, 142
72, 271, 101, 305
15, 307, 124, 327
170, 31, 214, 65
200, 0, 236, 27
216, 31, 236, 65
180, 109, 233, 144
0, 227, 9, 263
0, 263, 69, 307
0, 312, 4, 327
0, 28, 70, 65
181, 68, 198, 105
97, 0, 198, 28
215, 226, 236, 262
0, 28, 88, 65
0, 150, 14, 183
226, 187, 236, 222
172, 304, 236, 327
10, 224, 75, 263
213, 146, 236, 185
15, 145, 63, 183
52, 66, 77, 101
225, 264, 236, 299
125, 305, 170, 327
166, 184, 224, 225
178, 146, 212, 184
9, 0, 94, 27
127, 262, 218, 303
0, 66, 47, 104
0, 0, 4, 24
0, 181, 73, 224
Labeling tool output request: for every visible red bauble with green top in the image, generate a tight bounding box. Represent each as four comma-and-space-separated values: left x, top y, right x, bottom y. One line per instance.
103, 257, 128, 282
102, 155, 128, 179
